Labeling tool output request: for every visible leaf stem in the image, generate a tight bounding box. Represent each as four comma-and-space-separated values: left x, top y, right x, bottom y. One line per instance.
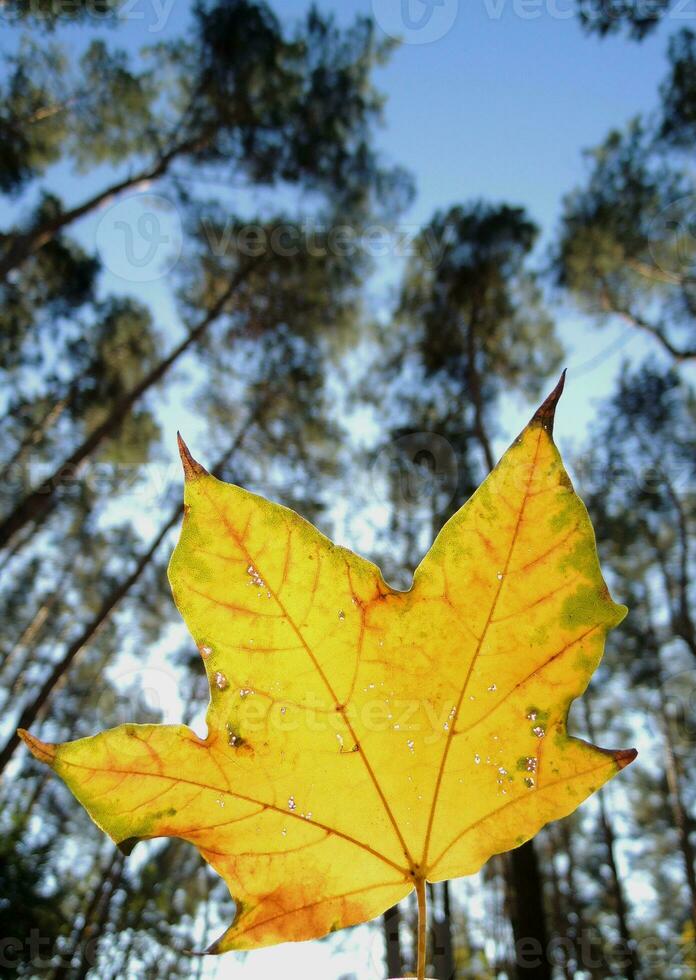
415, 876, 427, 980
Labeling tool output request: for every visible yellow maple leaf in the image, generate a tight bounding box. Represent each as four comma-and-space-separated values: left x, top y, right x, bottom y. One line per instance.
21, 375, 635, 967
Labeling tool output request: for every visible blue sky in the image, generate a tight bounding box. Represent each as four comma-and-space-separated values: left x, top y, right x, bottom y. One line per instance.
337, 0, 672, 236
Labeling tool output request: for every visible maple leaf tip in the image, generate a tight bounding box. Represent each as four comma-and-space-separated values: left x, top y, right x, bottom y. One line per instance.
176, 433, 208, 481
615, 747, 638, 770
530, 369, 567, 435
18, 728, 56, 765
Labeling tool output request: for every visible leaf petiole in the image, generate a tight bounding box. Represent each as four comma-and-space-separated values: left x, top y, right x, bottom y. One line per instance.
415, 876, 427, 980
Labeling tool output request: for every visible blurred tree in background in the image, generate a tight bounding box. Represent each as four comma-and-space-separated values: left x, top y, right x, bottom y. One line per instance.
555, 21, 696, 365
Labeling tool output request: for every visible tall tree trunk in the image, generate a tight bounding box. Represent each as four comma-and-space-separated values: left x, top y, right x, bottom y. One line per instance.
51, 850, 123, 980
431, 882, 456, 980
663, 477, 696, 661
8, 769, 51, 836
505, 843, 552, 980
2, 505, 52, 563
491, 856, 515, 976
465, 319, 495, 472
598, 282, 696, 361
196, 871, 213, 980
0, 264, 253, 553
658, 678, 696, 931
544, 830, 573, 980
0, 512, 180, 774
74, 854, 124, 980
110, 858, 152, 979
556, 820, 605, 980
581, 698, 639, 979
0, 395, 70, 484
1, 585, 61, 671
64, 851, 124, 980
2, 622, 71, 712
0, 135, 209, 281
0, 411, 258, 774
383, 904, 404, 978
